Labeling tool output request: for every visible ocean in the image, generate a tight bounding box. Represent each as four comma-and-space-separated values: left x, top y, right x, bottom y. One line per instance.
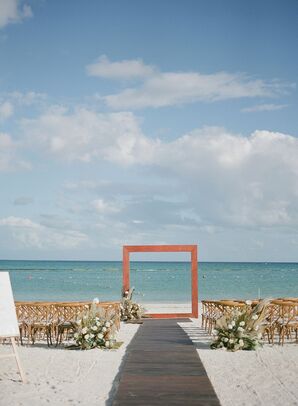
0, 260, 297, 303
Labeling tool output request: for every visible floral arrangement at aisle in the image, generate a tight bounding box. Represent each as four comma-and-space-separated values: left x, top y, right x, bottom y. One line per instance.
120, 287, 145, 321
211, 299, 270, 351
73, 299, 118, 350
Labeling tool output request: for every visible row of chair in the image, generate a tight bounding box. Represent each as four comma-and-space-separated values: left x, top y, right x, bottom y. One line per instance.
15, 301, 121, 346
201, 298, 298, 345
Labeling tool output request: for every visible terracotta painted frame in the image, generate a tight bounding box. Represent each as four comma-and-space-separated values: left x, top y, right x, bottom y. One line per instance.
122, 245, 198, 318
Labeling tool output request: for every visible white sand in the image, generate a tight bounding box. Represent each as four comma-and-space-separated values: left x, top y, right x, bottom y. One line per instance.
143, 302, 192, 313
179, 318, 298, 406
0, 323, 139, 406
1, 304, 298, 406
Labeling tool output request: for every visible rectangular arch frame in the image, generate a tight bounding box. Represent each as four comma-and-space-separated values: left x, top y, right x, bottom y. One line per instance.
122, 245, 198, 318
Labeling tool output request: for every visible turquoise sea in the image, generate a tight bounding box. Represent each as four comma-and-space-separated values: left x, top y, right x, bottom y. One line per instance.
0, 260, 297, 303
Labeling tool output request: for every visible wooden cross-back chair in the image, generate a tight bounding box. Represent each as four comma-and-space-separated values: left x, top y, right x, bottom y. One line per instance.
201, 298, 298, 345
15, 302, 56, 345
266, 300, 298, 345
55, 303, 91, 346
15, 301, 121, 346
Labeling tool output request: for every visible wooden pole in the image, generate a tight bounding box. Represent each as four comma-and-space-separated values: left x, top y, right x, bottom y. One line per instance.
191, 245, 198, 318
123, 246, 130, 292
11, 337, 27, 383
0, 337, 27, 383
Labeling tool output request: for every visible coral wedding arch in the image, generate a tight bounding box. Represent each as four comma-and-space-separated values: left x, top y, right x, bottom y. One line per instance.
122, 245, 198, 318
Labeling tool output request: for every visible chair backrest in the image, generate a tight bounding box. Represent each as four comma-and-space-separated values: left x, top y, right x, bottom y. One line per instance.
15, 301, 121, 326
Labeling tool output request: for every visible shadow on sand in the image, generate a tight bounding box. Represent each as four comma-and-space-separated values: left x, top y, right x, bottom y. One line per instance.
178, 322, 212, 350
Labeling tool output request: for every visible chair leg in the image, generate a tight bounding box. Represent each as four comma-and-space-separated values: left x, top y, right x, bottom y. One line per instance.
56, 326, 63, 347
18, 325, 24, 346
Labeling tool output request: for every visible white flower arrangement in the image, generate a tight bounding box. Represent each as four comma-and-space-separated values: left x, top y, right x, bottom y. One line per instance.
72, 301, 118, 350
211, 299, 270, 351
120, 287, 145, 321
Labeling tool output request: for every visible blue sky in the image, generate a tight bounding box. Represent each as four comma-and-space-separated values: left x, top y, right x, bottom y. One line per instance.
0, 0, 297, 261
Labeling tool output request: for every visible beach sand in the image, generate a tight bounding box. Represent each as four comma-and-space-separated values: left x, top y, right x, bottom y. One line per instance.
0, 304, 297, 406
0, 323, 139, 406
180, 319, 298, 406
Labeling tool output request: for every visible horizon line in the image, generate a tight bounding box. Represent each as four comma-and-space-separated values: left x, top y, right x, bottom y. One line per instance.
0, 259, 297, 264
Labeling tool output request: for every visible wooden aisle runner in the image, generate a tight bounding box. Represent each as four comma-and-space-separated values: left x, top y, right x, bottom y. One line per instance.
112, 319, 220, 405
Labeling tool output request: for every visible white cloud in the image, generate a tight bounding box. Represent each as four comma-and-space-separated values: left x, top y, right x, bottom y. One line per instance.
0, 216, 38, 228
86, 55, 156, 79
87, 57, 293, 109
0, 132, 31, 171
19, 103, 298, 230
241, 103, 288, 113
151, 128, 298, 228
0, 101, 13, 120
106, 72, 286, 109
0, 0, 32, 28
0, 132, 17, 170
0, 92, 46, 128
132, 220, 144, 224
8, 91, 46, 106
92, 198, 122, 214
0, 216, 88, 249
64, 180, 100, 190
22, 107, 157, 164
76, 127, 298, 230
0, 91, 46, 124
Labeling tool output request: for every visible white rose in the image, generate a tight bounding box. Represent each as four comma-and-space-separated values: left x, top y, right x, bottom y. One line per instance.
231, 321, 236, 327
90, 333, 94, 338
252, 314, 258, 320
97, 333, 103, 339
254, 325, 259, 331
85, 334, 90, 340
74, 333, 79, 338
237, 327, 244, 332
91, 326, 98, 331
245, 300, 252, 305
228, 324, 233, 330
102, 327, 107, 333
239, 321, 245, 327
239, 339, 244, 347
82, 327, 88, 334
223, 337, 229, 343
105, 322, 111, 328
229, 339, 234, 344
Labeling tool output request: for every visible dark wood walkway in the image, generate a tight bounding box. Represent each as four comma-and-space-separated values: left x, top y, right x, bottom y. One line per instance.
112, 319, 220, 405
